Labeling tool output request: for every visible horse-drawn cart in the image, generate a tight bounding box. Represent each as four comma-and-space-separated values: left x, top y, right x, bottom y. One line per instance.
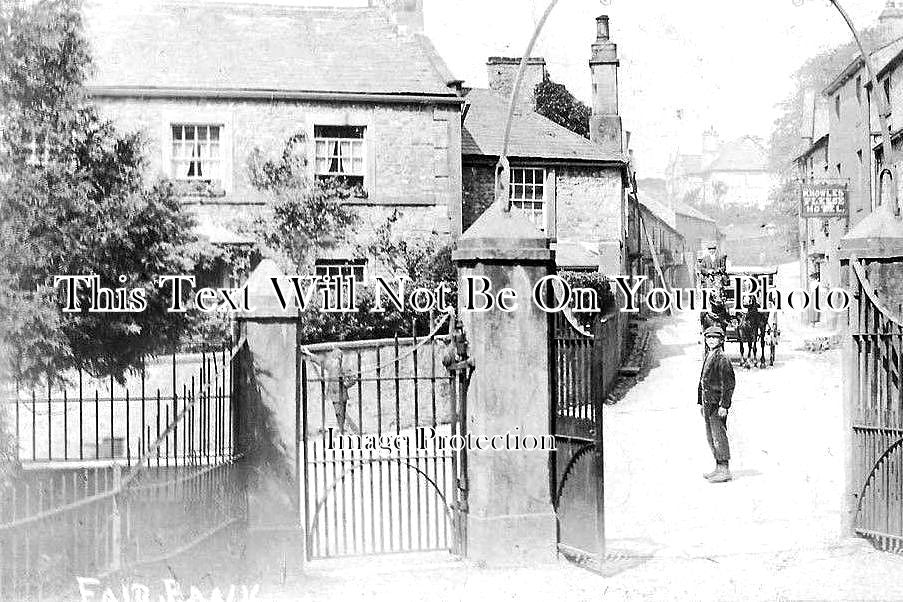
700, 265, 780, 368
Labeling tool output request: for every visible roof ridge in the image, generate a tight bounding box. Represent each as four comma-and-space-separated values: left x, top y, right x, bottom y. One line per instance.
157, 0, 377, 14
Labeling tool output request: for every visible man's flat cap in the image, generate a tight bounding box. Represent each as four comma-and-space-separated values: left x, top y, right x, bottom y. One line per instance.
704, 325, 725, 339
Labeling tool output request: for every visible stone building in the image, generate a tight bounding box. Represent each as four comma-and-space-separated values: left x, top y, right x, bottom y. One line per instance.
669, 132, 775, 210
794, 3, 903, 325
625, 188, 688, 303
674, 201, 721, 266
460, 16, 629, 275
635, 177, 720, 284
83, 0, 463, 284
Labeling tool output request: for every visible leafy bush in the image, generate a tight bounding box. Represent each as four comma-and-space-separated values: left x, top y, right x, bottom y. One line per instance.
558, 271, 616, 330
297, 286, 444, 344
245, 134, 359, 273
361, 211, 456, 283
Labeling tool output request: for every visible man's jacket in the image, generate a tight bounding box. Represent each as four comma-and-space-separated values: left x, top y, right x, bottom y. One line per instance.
697, 347, 735, 409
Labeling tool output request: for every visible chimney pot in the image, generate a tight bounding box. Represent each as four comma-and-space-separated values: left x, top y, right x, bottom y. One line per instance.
596, 15, 610, 41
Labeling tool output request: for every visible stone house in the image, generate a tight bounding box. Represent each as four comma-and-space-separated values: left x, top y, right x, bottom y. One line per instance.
671, 132, 776, 210
460, 16, 630, 276
83, 0, 463, 285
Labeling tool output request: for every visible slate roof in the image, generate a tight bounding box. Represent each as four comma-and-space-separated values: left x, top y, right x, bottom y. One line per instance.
83, 1, 459, 97
672, 199, 716, 223
461, 88, 625, 162
672, 154, 704, 176
639, 197, 676, 230
699, 136, 769, 173
824, 36, 903, 94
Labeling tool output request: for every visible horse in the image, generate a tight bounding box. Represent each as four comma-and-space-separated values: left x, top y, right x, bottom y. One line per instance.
737, 296, 768, 368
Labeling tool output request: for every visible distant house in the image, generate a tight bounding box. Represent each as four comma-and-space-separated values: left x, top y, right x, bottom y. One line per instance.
460, 16, 630, 275
673, 199, 721, 268
83, 0, 464, 285
668, 131, 776, 210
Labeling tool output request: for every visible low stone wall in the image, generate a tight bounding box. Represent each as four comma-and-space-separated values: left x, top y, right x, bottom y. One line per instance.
596, 309, 626, 399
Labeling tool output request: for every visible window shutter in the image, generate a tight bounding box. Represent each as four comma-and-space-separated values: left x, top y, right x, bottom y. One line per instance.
546, 168, 557, 241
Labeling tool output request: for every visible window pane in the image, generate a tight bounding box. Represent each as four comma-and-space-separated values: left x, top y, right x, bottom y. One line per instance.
210, 142, 220, 158
352, 158, 363, 174
210, 127, 219, 142
198, 127, 207, 141
184, 126, 195, 141
512, 169, 523, 184
172, 126, 182, 141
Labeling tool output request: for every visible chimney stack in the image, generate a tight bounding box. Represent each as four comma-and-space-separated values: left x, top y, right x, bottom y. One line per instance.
702, 127, 720, 164
589, 15, 621, 152
486, 56, 547, 115
878, 1, 903, 42
370, 0, 424, 34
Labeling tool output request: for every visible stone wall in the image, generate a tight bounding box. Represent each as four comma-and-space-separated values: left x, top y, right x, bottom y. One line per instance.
94, 95, 462, 243
462, 161, 625, 273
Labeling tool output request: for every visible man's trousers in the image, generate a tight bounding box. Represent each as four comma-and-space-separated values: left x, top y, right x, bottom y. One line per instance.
702, 403, 730, 464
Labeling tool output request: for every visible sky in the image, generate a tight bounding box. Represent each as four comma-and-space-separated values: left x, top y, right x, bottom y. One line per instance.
149, 0, 888, 177
422, 0, 886, 177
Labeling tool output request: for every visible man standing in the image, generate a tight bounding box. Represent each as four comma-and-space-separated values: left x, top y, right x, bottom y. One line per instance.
698, 325, 736, 483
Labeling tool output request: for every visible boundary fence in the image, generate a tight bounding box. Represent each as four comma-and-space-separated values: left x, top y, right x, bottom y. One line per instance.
0, 340, 246, 600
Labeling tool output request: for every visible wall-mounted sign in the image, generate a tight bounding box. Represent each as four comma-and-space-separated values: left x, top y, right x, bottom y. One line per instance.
799, 181, 849, 218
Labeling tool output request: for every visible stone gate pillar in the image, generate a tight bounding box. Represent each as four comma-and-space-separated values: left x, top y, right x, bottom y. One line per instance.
233, 259, 304, 575
838, 204, 903, 535
453, 203, 558, 564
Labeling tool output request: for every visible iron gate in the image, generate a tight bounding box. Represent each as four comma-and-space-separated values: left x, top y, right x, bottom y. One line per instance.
299, 314, 471, 559
549, 311, 605, 562
849, 257, 903, 551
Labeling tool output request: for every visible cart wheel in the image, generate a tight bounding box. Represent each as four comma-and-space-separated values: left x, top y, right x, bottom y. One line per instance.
769, 343, 775, 366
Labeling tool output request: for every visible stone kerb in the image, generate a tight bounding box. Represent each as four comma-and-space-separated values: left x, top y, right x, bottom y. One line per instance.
453, 202, 558, 564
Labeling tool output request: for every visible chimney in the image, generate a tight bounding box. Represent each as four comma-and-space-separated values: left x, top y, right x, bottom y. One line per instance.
486, 56, 547, 115
589, 15, 621, 152
702, 127, 720, 164
878, 1, 903, 42
370, 0, 424, 34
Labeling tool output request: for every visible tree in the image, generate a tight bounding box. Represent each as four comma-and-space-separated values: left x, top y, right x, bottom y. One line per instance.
768, 25, 888, 171
0, 0, 202, 384
358, 212, 456, 336
246, 134, 359, 273
534, 73, 592, 139
361, 210, 455, 283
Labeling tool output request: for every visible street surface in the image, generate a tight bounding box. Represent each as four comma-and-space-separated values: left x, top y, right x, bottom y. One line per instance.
255, 265, 903, 599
